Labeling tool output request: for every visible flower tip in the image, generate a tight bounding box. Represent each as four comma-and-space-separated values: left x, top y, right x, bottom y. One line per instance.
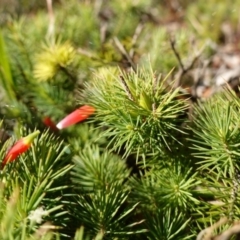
23, 130, 40, 145
56, 105, 95, 129
29, 130, 40, 138
56, 122, 63, 130
35, 130, 41, 135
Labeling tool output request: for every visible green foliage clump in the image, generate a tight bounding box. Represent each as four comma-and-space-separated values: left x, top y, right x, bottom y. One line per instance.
1, 0, 240, 239
83, 67, 188, 160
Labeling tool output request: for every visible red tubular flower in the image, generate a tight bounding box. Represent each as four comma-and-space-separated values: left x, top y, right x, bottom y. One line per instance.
43, 117, 58, 132
1, 130, 40, 169
56, 105, 95, 129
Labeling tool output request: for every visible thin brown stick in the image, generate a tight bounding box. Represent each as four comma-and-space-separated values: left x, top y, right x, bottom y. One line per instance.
113, 37, 137, 72
119, 75, 135, 101
170, 36, 206, 88
169, 36, 185, 72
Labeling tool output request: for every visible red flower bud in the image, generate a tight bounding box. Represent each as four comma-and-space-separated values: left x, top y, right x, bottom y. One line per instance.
56, 105, 95, 129
1, 130, 40, 169
43, 117, 58, 132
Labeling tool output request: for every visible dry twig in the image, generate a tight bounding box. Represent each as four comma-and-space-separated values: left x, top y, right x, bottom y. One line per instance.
113, 37, 137, 72
119, 75, 135, 101
196, 217, 240, 240
46, 0, 55, 40
169, 36, 206, 89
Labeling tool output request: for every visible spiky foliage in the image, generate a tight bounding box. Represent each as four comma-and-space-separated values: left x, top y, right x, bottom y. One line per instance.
143, 208, 193, 240
0, 185, 103, 240
191, 89, 240, 179
0, 186, 57, 240
130, 166, 200, 212
83, 67, 188, 161
2, 0, 240, 239
69, 145, 146, 238
0, 126, 72, 237
71, 145, 130, 190
189, 89, 240, 225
